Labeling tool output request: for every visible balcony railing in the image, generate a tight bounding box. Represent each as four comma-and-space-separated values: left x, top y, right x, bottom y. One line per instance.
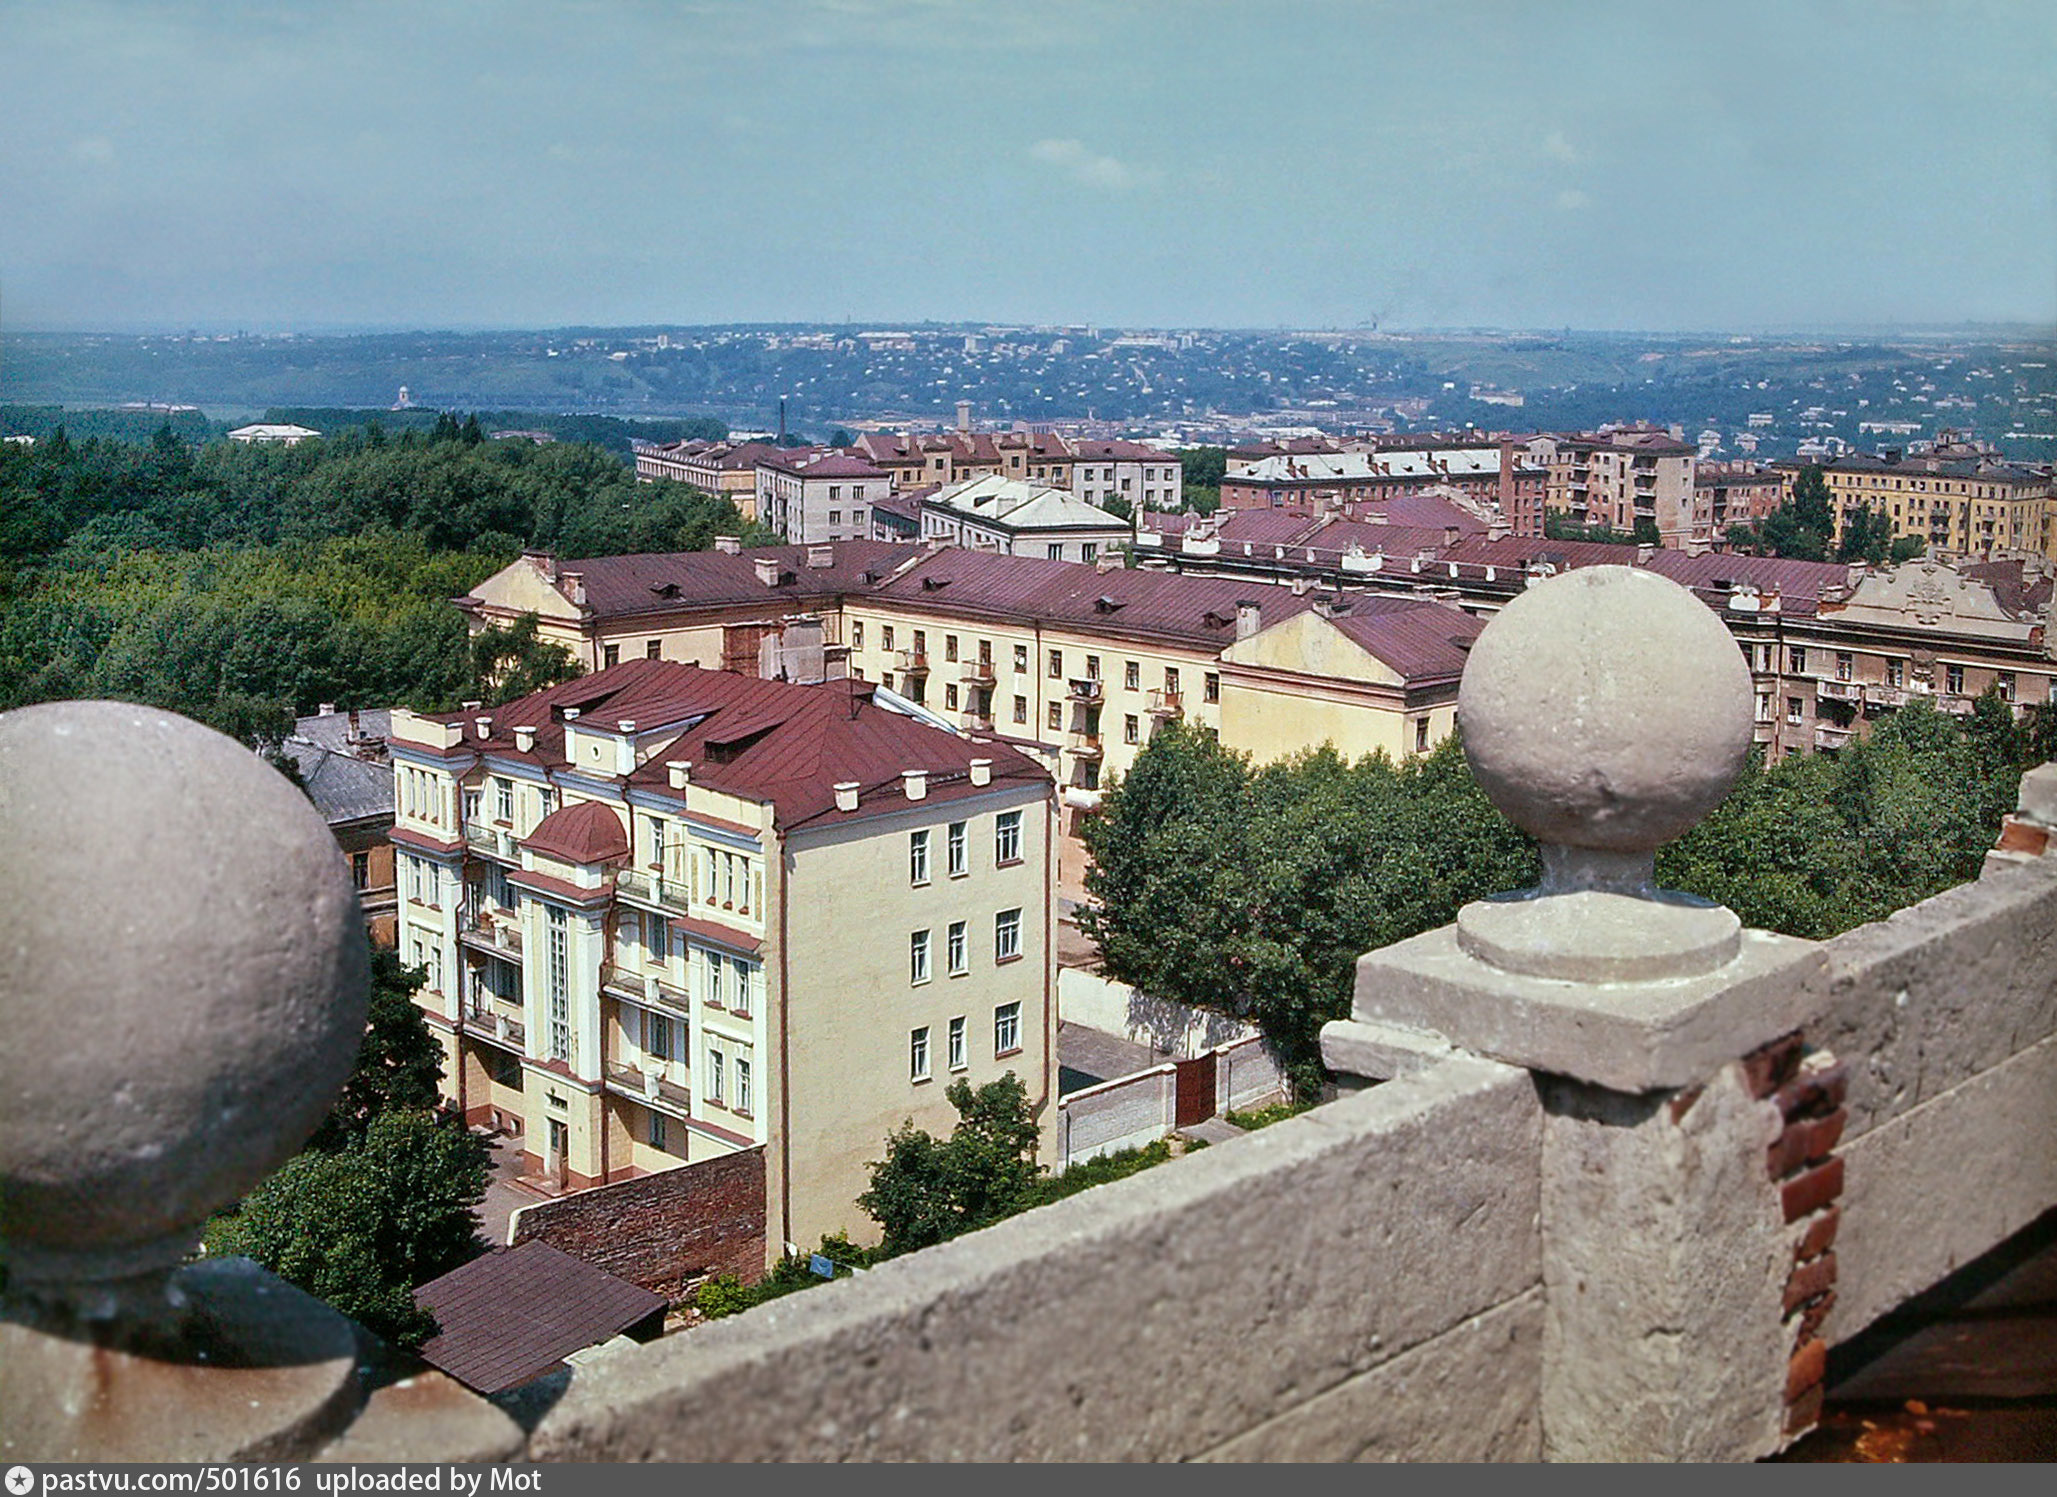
960, 712, 995, 732
1066, 678, 1104, 703
895, 649, 929, 674
961, 659, 996, 686
602, 1059, 692, 1116
1816, 679, 1861, 702
459, 908, 522, 957
462, 998, 525, 1050
1147, 688, 1184, 718
1067, 733, 1104, 759
463, 821, 519, 861
616, 864, 690, 912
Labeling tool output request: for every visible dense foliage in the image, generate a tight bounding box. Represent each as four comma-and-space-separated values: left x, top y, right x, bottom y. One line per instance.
858, 1074, 1044, 1255
0, 422, 768, 744
1082, 701, 2038, 1092
1725, 464, 1922, 565
205, 954, 491, 1346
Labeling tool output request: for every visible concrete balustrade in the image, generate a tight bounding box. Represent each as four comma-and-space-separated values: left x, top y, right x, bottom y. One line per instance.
2, 568, 2053, 1461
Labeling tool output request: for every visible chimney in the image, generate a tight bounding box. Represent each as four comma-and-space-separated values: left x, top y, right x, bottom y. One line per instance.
562, 570, 587, 607
1291, 575, 1313, 596
714, 535, 742, 554
474, 715, 492, 738
346, 708, 361, 741
807, 544, 834, 569
1636, 544, 1657, 564
956, 400, 973, 434
1096, 552, 1123, 573
562, 707, 580, 720
755, 556, 782, 587
513, 725, 536, 752
666, 761, 691, 790
834, 781, 860, 813
617, 720, 636, 735
969, 758, 992, 787
1235, 600, 1262, 639
528, 549, 559, 583
318, 702, 337, 718
462, 700, 483, 712
1445, 525, 1461, 548
903, 769, 928, 801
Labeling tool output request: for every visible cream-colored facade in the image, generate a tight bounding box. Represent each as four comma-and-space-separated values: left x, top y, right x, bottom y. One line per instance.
387, 670, 1057, 1262
1216, 610, 1465, 764
1784, 456, 2056, 560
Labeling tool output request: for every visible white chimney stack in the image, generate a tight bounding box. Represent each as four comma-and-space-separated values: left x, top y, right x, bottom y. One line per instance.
968, 758, 991, 787
755, 556, 782, 587
714, 535, 742, 554
903, 769, 928, 801
562, 571, 587, 607
667, 761, 692, 790
474, 715, 492, 738
513, 725, 537, 752
833, 781, 860, 813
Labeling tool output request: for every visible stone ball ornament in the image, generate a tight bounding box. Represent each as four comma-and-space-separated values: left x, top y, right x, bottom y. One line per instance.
1454, 567, 1756, 982
1459, 565, 1754, 858
0, 700, 370, 1293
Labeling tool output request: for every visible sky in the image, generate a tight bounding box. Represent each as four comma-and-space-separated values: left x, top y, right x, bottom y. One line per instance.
1, 0, 2053, 334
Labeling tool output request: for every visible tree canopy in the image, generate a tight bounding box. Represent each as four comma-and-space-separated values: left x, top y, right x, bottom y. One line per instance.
858, 1073, 1042, 1255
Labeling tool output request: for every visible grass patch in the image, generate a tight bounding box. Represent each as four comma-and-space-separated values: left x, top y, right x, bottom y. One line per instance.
1223, 1100, 1315, 1132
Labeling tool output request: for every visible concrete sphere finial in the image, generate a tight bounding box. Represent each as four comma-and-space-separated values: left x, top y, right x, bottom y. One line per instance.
1459, 566, 1753, 855
0, 702, 370, 1290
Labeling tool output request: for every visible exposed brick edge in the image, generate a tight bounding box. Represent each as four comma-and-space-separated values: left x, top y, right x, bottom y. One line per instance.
1741, 1031, 1846, 1442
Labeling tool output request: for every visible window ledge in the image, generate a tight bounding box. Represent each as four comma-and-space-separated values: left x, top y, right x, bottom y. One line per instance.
995, 1046, 1024, 1060
996, 857, 1025, 869
995, 953, 1023, 967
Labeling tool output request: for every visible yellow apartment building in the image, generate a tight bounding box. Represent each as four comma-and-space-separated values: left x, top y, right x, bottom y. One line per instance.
388, 660, 1057, 1260
1773, 452, 2055, 559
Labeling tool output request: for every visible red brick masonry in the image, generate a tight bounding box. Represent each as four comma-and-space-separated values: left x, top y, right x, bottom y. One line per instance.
1742, 1031, 1848, 1440
512, 1147, 767, 1303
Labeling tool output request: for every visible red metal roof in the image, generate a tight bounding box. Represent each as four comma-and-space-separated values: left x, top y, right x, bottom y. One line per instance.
522, 799, 631, 865
414, 1241, 665, 1395
508, 540, 917, 622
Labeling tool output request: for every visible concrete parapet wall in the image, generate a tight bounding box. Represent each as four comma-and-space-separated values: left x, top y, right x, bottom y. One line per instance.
1799, 858, 2057, 1344
531, 1056, 1544, 1462
1057, 1064, 1174, 1167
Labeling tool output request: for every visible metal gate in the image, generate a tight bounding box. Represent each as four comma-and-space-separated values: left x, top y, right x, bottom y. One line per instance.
1173, 1054, 1216, 1128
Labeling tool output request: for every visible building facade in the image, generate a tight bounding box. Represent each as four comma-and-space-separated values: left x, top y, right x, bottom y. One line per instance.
753, 450, 892, 546
387, 661, 1058, 1257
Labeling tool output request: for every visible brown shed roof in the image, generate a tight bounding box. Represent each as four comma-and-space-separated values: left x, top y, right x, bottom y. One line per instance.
414, 1241, 666, 1395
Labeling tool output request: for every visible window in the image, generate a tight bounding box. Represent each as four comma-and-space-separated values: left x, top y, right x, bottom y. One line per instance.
706, 949, 726, 1009
1124, 715, 1140, 744
995, 908, 1022, 963
994, 1002, 1022, 1056
945, 634, 959, 662
706, 1044, 725, 1105
352, 851, 370, 890
1999, 672, 2016, 703
910, 829, 931, 885
463, 787, 481, 823
948, 1016, 967, 1071
1014, 644, 1029, 673
646, 639, 663, 660
1415, 718, 1431, 753
646, 1012, 672, 1061
1789, 647, 1806, 674
1086, 654, 1101, 680
913, 629, 927, 658
644, 910, 668, 962
883, 625, 896, 650
735, 1054, 753, 1114
1887, 659, 1904, 689
648, 816, 665, 867
1047, 702, 1062, 731
1946, 664, 1965, 695
995, 810, 1023, 864
1787, 697, 1805, 725
1013, 695, 1029, 724
1082, 543, 1098, 562
1204, 672, 1220, 704
546, 907, 572, 1064
495, 777, 514, 822
911, 929, 931, 985
910, 1027, 931, 1081
1165, 666, 1181, 695
946, 683, 960, 709
732, 961, 753, 1018
948, 920, 968, 975
603, 644, 621, 668
1046, 544, 1063, 559
1835, 652, 1853, 682
1756, 693, 1772, 723
827, 510, 841, 526
649, 1112, 667, 1150
947, 820, 967, 877
1124, 660, 1140, 691
1048, 649, 1063, 680
852, 621, 865, 650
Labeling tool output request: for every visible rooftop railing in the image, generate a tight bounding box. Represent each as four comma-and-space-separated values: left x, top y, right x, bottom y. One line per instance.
3, 566, 2055, 1461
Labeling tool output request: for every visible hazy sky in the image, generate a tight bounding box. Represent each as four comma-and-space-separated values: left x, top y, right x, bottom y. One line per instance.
3, 0, 2053, 333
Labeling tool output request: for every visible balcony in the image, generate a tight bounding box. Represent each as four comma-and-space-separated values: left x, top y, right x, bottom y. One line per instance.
895, 648, 929, 675
463, 821, 518, 861
961, 658, 997, 687
616, 864, 689, 912
1817, 679, 1861, 702
602, 1059, 692, 1116
1066, 677, 1104, 703
1067, 733, 1104, 759
1147, 688, 1183, 718
959, 711, 994, 732
462, 998, 525, 1051
458, 908, 522, 957
1813, 724, 1854, 750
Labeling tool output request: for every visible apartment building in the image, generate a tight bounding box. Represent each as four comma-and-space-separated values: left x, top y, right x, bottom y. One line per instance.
852, 430, 1180, 507
387, 660, 1057, 1257
1771, 447, 2055, 559
918, 475, 1132, 562
1692, 463, 1785, 540
631, 439, 793, 521
752, 449, 892, 546
1535, 427, 1698, 544
1220, 443, 1543, 530
284, 705, 398, 948
1065, 439, 1182, 512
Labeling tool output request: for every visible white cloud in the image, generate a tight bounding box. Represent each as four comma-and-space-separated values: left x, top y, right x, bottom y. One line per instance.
1556, 188, 1590, 211
1028, 137, 1155, 191
1542, 130, 1580, 164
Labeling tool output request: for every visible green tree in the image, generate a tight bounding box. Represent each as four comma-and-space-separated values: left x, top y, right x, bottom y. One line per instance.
1837, 504, 1892, 565
1756, 466, 1835, 562
858, 1074, 1041, 1255
1180, 446, 1226, 514
205, 1111, 488, 1346
305, 950, 449, 1153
